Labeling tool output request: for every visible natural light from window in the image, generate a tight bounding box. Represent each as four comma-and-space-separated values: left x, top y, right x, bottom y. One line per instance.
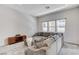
42, 22, 48, 32
48, 21, 55, 32
42, 19, 66, 33
57, 19, 65, 33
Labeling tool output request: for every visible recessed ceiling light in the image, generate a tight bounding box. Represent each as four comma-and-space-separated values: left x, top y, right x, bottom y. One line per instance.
45, 6, 50, 9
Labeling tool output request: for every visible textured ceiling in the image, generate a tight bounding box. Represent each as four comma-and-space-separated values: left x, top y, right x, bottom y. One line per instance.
4, 4, 79, 17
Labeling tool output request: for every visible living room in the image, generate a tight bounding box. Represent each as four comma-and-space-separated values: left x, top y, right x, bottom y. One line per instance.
0, 4, 79, 55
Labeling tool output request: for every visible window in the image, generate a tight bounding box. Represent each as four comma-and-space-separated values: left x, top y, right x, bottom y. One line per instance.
56, 19, 65, 33
42, 19, 66, 33
42, 22, 48, 32
48, 21, 55, 32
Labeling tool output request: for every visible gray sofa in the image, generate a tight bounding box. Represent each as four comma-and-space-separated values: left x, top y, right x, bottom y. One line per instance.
32, 32, 63, 37
25, 32, 63, 55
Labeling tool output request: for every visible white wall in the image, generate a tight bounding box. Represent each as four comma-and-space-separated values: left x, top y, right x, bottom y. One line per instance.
0, 5, 37, 46
37, 7, 79, 44
15, 13, 37, 36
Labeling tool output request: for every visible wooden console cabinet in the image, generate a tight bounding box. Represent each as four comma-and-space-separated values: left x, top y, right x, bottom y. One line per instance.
7, 35, 26, 45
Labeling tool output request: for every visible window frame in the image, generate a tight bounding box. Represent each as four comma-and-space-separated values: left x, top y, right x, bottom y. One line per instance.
56, 19, 66, 33
42, 21, 48, 32
42, 18, 66, 33
48, 21, 56, 32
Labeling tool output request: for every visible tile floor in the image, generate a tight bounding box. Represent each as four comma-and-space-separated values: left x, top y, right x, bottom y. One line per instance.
59, 42, 79, 55
0, 42, 79, 55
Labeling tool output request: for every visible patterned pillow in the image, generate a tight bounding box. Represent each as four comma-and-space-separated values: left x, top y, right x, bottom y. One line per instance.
31, 36, 49, 49
48, 35, 60, 41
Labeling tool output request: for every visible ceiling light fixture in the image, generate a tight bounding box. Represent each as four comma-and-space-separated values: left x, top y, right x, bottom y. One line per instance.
45, 6, 50, 9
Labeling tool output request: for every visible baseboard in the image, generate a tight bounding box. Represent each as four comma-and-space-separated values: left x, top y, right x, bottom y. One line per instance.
64, 41, 79, 46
